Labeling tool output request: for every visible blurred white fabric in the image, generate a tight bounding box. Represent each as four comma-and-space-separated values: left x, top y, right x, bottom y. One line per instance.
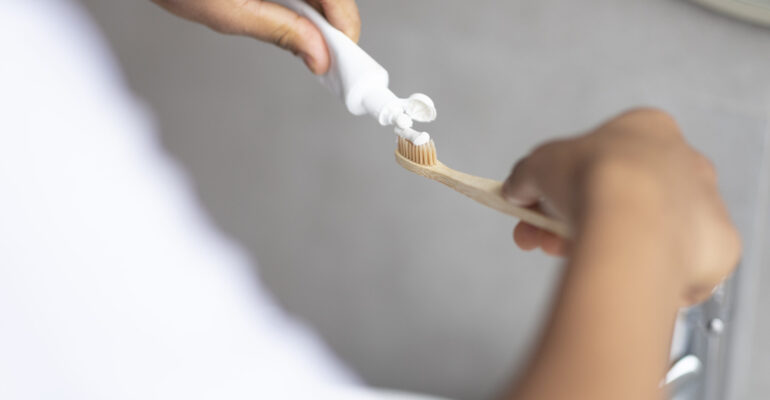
0, 1, 446, 399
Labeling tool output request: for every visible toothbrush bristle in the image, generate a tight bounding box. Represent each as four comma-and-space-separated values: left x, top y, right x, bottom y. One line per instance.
398, 136, 437, 166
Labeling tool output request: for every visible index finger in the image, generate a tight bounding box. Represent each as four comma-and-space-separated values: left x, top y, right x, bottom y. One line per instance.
306, 0, 361, 42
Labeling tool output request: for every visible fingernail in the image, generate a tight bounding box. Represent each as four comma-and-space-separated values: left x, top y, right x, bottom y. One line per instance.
502, 190, 530, 206
509, 198, 533, 207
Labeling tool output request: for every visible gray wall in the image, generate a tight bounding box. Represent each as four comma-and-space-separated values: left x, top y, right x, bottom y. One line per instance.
80, 1, 770, 399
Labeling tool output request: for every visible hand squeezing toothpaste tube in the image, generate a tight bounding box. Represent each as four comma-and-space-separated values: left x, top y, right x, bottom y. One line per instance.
274, 0, 437, 145
273, 0, 567, 237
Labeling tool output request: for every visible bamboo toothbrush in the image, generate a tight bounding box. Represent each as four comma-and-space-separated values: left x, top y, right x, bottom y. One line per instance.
395, 137, 571, 238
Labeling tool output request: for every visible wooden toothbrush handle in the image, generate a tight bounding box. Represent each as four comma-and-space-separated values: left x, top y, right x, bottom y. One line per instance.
422, 162, 570, 238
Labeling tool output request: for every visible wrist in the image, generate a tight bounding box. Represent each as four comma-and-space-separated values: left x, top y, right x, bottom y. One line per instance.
571, 158, 687, 305
575, 157, 672, 232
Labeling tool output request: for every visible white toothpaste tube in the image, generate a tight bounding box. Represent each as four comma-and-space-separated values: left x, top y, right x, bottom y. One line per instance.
274, 0, 436, 143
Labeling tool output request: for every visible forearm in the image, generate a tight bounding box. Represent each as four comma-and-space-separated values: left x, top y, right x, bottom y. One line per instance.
507, 199, 681, 400
501, 109, 740, 400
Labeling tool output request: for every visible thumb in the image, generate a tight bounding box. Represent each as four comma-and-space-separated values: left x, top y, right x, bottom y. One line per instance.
234, 1, 330, 74
502, 156, 542, 207
502, 157, 566, 221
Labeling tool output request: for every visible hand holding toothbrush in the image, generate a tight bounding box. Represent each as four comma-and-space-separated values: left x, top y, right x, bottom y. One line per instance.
151, 0, 361, 74
501, 109, 742, 400
503, 108, 741, 306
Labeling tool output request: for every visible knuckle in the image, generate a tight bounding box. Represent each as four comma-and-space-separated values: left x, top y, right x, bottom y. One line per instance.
271, 15, 311, 51
272, 25, 295, 50
613, 108, 681, 139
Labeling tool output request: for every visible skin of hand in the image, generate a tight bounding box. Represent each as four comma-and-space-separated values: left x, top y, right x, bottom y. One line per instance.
503, 108, 741, 306
151, 0, 361, 74
500, 109, 741, 400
